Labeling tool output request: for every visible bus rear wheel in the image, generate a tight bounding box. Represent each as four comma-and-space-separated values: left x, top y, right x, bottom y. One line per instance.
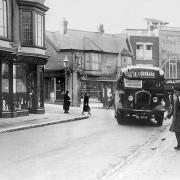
155, 112, 164, 126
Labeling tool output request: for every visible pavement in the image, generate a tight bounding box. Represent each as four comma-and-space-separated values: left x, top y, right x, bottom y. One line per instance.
102, 118, 180, 180
0, 103, 90, 134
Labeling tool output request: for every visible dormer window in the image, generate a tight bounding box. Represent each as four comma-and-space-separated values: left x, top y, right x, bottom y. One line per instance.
0, 0, 7, 38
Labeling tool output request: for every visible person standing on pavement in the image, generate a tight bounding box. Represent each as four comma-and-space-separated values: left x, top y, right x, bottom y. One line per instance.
166, 87, 180, 150
82, 93, 91, 115
63, 91, 71, 113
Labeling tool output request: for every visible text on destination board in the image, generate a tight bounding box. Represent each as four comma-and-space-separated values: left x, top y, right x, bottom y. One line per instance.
133, 71, 155, 77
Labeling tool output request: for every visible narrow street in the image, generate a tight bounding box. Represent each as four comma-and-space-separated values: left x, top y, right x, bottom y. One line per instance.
0, 106, 171, 180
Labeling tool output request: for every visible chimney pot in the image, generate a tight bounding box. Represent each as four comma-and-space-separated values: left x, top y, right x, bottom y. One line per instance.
98, 24, 104, 34
61, 18, 68, 34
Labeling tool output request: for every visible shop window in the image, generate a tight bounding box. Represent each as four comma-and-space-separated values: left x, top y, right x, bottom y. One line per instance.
56, 77, 65, 100
0, 0, 7, 38
13, 64, 28, 111
37, 66, 44, 108
2, 63, 10, 111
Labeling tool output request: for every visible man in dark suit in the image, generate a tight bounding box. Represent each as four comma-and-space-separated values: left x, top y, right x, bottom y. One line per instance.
166, 87, 180, 150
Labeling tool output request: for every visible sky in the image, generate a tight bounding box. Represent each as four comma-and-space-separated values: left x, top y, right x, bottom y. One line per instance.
45, 0, 180, 34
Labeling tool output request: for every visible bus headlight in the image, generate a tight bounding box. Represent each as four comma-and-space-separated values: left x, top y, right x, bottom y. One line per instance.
128, 95, 133, 101
161, 100, 166, 107
153, 97, 158, 103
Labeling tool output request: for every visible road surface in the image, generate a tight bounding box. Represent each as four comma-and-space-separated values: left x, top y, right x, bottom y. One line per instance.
0, 108, 170, 180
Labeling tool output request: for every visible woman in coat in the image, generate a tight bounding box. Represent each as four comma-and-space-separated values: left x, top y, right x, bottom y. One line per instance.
166, 88, 180, 150
63, 91, 71, 113
82, 93, 91, 115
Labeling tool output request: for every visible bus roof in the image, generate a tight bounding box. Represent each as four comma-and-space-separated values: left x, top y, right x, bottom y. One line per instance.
121, 66, 164, 76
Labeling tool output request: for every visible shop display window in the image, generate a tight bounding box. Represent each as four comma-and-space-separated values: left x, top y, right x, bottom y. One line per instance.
2, 63, 10, 111
13, 64, 27, 111
37, 67, 44, 108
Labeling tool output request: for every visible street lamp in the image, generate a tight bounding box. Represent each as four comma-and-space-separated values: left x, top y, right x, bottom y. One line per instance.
63, 56, 69, 69
63, 56, 70, 91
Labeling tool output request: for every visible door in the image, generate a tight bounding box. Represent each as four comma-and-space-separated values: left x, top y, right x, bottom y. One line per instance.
56, 77, 65, 101
28, 65, 37, 113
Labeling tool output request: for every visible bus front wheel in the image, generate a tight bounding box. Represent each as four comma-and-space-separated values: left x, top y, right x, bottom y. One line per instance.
117, 111, 124, 124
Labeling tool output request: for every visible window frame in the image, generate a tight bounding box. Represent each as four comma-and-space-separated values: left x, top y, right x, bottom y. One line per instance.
136, 42, 153, 60
0, 0, 8, 38
169, 60, 177, 79
35, 12, 44, 47
85, 52, 101, 71
20, 7, 45, 48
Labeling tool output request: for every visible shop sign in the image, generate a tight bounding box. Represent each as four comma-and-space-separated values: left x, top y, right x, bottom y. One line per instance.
165, 79, 180, 84
81, 75, 116, 81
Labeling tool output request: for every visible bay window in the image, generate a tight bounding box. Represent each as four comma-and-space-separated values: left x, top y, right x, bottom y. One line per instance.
0, 0, 7, 38
35, 13, 44, 47
2, 63, 10, 112
22, 11, 33, 45
21, 10, 44, 47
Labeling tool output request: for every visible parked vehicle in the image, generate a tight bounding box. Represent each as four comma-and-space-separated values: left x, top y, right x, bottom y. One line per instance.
115, 66, 166, 126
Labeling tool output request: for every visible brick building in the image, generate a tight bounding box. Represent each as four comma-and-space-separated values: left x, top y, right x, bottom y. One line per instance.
124, 18, 180, 80
0, 0, 48, 118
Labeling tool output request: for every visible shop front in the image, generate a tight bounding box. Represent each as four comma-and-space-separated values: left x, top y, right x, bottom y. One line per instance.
44, 69, 65, 103
81, 74, 117, 107
0, 51, 47, 118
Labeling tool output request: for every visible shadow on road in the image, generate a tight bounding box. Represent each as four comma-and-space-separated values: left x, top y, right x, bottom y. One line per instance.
117, 117, 160, 127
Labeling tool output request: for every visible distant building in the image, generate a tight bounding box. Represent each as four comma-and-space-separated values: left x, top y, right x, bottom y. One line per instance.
128, 35, 159, 67
124, 18, 180, 80
0, 0, 48, 118
159, 27, 180, 79
45, 20, 133, 107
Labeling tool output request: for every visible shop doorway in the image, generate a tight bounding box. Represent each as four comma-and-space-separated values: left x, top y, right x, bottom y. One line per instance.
56, 77, 65, 101
28, 65, 36, 113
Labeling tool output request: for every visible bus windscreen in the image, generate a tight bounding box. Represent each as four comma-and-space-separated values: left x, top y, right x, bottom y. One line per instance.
124, 79, 142, 88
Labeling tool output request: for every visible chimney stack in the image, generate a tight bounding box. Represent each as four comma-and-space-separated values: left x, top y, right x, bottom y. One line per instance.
60, 18, 68, 34
98, 24, 104, 34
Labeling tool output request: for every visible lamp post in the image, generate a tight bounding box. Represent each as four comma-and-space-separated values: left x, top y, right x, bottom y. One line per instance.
63, 56, 70, 91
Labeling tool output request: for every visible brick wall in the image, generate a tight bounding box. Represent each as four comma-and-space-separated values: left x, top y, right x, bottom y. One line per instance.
130, 36, 159, 67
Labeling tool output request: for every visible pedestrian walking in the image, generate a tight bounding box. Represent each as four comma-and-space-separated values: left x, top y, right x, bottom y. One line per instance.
166, 87, 180, 150
63, 91, 71, 113
107, 92, 114, 109
82, 93, 91, 115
